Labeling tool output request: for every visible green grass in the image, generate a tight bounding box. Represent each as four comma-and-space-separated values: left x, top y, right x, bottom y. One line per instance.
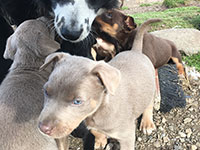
140, 2, 162, 7
183, 52, 200, 71
130, 6, 200, 71
130, 6, 200, 31
121, 6, 129, 10
140, 3, 152, 7
163, 0, 189, 8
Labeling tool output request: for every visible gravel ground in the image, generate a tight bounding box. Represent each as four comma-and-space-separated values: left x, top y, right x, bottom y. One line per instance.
135, 68, 200, 150
68, 2, 200, 150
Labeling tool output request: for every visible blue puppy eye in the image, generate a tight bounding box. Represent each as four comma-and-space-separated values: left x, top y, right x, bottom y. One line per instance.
72, 99, 82, 105
44, 89, 48, 97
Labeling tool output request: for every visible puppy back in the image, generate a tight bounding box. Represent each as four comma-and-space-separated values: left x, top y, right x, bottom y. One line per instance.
132, 19, 162, 52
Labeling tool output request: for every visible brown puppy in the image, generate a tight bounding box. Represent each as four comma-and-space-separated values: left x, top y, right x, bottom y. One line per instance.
37, 19, 160, 150
92, 9, 185, 75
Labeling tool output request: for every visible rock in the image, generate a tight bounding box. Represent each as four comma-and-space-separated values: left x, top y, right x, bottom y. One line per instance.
191, 145, 197, 150
185, 128, 192, 138
163, 136, 169, 143
151, 29, 200, 55
184, 118, 192, 123
154, 141, 161, 148
162, 117, 167, 123
179, 132, 187, 138
138, 137, 142, 142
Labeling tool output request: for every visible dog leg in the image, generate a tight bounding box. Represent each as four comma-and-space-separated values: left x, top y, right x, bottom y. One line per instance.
119, 131, 135, 150
140, 100, 156, 135
171, 57, 186, 76
91, 129, 107, 150
154, 69, 161, 110
171, 57, 192, 89
55, 136, 69, 150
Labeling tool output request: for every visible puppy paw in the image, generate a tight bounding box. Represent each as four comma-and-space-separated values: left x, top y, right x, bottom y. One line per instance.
95, 137, 107, 150
140, 116, 156, 135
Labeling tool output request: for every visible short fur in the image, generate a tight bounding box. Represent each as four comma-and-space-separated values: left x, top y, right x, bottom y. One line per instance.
0, 17, 60, 150
92, 9, 185, 75
0, 0, 120, 83
37, 19, 160, 150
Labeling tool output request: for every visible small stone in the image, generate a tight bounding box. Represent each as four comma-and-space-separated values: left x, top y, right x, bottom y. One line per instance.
162, 117, 167, 123
196, 142, 200, 147
154, 141, 161, 148
138, 137, 142, 142
163, 137, 169, 143
185, 128, 192, 138
180, 138, 185, 142
191, 145, 197, 150
158, 126, 164, 131
169, 126, 174, 131
188, 107, 194, 111
179, 132, 186, 138
184, 118, 192, 123
174, 145, 181, 150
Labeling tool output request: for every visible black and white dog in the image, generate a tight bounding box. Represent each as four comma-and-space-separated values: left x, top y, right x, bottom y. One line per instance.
0, 0, 119, 149
0, 0, 119, 81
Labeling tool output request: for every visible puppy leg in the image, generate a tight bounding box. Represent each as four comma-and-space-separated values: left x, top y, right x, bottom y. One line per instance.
171, 57, 186, 76
154, 69, 161, 110
55, 136, 69, 150
119, 129, 136, 150
140, 100, 156, 135
91, 129, 107, 150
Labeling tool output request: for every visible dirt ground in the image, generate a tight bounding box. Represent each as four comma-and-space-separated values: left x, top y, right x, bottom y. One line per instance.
68, 1, 200, 150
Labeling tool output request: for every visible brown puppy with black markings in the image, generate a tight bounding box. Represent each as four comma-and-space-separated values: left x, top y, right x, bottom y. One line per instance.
37, 19, 160, 150
92, 9, 185, 76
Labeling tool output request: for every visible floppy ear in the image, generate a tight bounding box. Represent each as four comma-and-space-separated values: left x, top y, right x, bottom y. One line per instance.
91, 62, 121, 95
125, 16, 137, 31
38, 33, 60, 55
40, 52, 66, 71
3, 35, 17, 60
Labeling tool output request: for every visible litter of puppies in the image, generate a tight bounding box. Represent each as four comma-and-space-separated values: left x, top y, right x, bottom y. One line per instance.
0, 8, 190, 150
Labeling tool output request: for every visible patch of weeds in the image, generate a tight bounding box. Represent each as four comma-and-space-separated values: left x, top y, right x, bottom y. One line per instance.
130, 6, 200, 31
140, 3, 152, 7
163, 0, 189, 8
186, 14, 200, 30
121, 6, 129, 10
183, 52, 200, 71
140, 2, 162, 7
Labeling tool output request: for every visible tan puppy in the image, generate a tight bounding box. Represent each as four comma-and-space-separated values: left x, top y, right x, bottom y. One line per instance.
38, 19, 160, 150
0, 17, 63, 150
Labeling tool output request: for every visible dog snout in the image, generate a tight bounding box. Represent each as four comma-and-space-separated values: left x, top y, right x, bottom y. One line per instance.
38, 121, 55, 136
61, 27, 83, 41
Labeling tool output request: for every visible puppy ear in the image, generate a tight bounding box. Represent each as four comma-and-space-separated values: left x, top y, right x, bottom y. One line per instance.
92, 62, 121, 95
125, 16, 137, 31
3, 35, 17, 60
38, 34, 60, 56
40, 52, 65, 71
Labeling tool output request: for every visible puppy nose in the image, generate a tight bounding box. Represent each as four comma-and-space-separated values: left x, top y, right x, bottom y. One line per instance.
61, 27, 83, 41
38, 122, 54, 135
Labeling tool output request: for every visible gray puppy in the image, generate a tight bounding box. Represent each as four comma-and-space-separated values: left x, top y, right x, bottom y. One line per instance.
38, 19, 160, 150
0, 17, 62, 150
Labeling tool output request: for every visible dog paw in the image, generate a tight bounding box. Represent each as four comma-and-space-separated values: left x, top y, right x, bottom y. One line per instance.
140, 117, 156, 135
94, 137, 107, 150
105, 138, 120, 150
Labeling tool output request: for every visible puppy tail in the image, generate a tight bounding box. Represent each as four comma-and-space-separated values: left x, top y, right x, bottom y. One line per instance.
132, 19, 162, 52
